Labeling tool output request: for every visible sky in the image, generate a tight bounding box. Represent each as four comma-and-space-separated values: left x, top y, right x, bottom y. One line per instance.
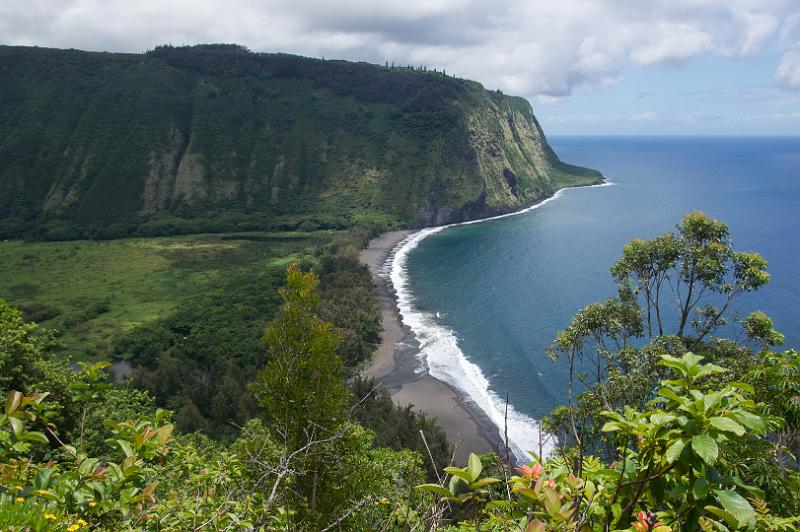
2, 0, 800, 135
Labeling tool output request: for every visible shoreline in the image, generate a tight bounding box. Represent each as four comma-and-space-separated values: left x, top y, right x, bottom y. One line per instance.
360, 230, 498, 464
360, 179, 608, 465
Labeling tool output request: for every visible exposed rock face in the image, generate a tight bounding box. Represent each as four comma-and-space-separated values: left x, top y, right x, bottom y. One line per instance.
409, 98, 600, 227
0, 44, 601, 235
141, 129, 182, 216
172, 136, 207, 205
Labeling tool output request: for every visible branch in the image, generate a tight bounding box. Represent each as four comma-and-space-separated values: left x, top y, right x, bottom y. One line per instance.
320, 497, 375, 531
419, 429, 442, 484
349, 383, 380, 416
44, 426, 78, 460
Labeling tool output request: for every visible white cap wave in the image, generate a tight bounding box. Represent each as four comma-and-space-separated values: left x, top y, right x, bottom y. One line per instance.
385, 181, 614, 464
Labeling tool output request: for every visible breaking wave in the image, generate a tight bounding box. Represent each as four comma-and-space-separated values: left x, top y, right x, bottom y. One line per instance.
385, 182, 614, 463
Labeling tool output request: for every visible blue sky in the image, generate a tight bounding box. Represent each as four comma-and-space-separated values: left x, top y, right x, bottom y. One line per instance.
2, 0, 799, 135
540, 49, 800, 135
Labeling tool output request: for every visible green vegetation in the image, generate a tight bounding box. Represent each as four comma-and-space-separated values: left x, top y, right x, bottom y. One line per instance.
417, 353, 800, 530
123, 248, 389, 441
0, 44, 600, 240
0, 266, 448, 530
250, 264, 392, 527
0, 229, 398, 443
0, 231, 337, 360
0, 213, 799, 529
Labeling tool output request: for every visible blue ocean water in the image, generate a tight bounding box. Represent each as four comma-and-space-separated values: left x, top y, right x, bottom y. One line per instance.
400, 136, 800, 458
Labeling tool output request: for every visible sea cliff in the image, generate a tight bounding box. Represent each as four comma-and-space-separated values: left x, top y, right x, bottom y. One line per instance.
0, 44, 601, 239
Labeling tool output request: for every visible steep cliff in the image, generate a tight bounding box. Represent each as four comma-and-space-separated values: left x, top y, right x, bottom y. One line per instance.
0, 44, 601, 238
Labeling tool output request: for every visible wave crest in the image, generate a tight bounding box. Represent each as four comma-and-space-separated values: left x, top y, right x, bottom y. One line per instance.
385, 182, 613, 463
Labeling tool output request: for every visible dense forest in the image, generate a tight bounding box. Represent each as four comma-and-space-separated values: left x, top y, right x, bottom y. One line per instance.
1, 212, 799, 530
0, 44, 601, 241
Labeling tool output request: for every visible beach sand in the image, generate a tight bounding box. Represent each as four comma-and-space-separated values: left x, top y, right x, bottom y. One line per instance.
360, 230, 495, 464
392, 376, 493, 458
360, 230, 412, 381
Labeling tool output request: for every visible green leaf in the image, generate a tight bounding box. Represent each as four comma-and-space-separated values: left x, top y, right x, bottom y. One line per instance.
466, 453, 482, 482
12, 441, 29, 453
649, 412, 676, 426
728, 381, 754, 393
702, 391, 725, 412
692, 477, 710, 500
709, 416, 745, 436
484, 500, 510, 511
5, 391, 22, 415
155, 424, 174, 444
665, 438, 686, 464
668, 484, 689, 499
730, 411, 765, 433
8, 416, 22, 436
657, 387, 682, 403
694, 363, 726, 380
659, 355, 687, 375
584, 480, 596, 501
22, 431, 48, 444
691, 434, 718, 464
445, 474, 466, 493
78, 457, 100, 476
601, 421, 622, 432
116, 439, 134, 458
542, 487, 561, 516
470, 477, 501, 490
705, 505, 740, 529
715, 490, 756, 527
416, 484, 452, 497
601, 410, 625, 422
680, 352, 705, 370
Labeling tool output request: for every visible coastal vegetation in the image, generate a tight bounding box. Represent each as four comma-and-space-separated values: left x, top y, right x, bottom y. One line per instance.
0, 44, 600, 241
0, 226, 416, 440
0, 263, 447, 530
0, 212, 798, 529
417, 212, 800, 530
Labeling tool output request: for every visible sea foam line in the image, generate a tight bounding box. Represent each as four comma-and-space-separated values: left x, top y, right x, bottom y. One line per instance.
385, 181, 614, 464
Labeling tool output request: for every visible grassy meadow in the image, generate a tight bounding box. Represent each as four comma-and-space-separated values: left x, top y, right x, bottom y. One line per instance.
0, 231, 338, 360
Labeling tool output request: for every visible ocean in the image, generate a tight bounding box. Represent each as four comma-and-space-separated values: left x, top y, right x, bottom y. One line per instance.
393, 136, 800, 462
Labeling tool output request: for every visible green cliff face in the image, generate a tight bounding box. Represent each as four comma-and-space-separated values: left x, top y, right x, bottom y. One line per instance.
0, 44, 601, 238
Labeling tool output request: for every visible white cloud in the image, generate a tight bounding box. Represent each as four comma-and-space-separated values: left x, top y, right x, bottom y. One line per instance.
537, 95, 563, 105
682, 85, 800, 105
776, 13, 800, 90
776, 51, 800, 89
731, 10, 779, 56
0, 0, 797, 96
629, 23, 713, 66
631, 112, 659, 121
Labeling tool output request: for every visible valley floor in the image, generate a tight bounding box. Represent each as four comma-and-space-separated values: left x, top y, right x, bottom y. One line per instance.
0, 231, 333, 361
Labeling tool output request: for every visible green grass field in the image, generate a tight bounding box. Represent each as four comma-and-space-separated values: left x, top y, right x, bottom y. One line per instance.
0, 231, 337, 360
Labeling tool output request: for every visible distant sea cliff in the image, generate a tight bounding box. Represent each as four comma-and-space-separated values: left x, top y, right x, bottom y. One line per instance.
0, 44, 601, 239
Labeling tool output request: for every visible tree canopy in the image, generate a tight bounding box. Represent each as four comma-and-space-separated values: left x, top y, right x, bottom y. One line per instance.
0, 213, 797, 530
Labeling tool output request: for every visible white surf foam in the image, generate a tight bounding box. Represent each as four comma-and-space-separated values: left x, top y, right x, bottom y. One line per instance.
385, 181, 614, 464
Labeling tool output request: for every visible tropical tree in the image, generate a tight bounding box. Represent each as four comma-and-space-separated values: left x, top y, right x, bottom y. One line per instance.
247, 263, 425, 529
545, 212, 774, 459
417, 353, 798, 530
